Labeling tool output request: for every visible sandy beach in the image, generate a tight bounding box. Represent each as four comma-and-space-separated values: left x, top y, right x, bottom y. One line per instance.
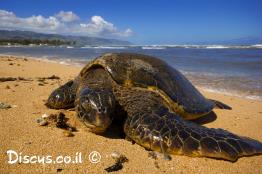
0, 55, 262, 174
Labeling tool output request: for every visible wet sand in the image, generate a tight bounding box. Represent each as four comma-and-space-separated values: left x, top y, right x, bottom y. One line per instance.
0, 55, 262, 174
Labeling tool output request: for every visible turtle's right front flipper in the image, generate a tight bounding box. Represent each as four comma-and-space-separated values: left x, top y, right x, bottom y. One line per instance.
124, 107, 262, 162
46, 80, 77, 109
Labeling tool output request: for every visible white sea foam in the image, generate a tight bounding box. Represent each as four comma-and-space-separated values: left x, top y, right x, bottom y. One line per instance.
205, 45, 229, 49
80, 46, 93, 49
142, 46, 166, 50
81, 46, 126, 49
252, 44, 262, 48
138, 44, 262, 49
198, 86, 262, 101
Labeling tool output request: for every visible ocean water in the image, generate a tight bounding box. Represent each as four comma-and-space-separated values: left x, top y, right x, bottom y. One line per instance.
0, 45, 262, 100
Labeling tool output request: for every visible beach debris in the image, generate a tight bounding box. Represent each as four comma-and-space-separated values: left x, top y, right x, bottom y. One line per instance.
5, 85, 11, 89
18, 77, 32, 81
0, 77, 16, 82
57, 168, 63, 172
23, 58, 28, 61
37, 112, 76, 135
9, 63, 14, 65
37, 75, 60, 82
56, 112, 69, 128
105, 161, 123, 172
0, 77, 32, 82
37, 75, 59, 86
47, 75, 60, 80
38, 83, 45, 86
37, 78, 49, 85
111, 151, 128, 163
0, 102, 12, 109
105, 152, 128, 173
41, 113, 49, 118
36, 118, 48, 126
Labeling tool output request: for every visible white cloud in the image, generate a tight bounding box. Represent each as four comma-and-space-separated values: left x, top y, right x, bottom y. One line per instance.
80, 16, 116, 34
119, 28, 133, 37
55, 11, 79, 22
78, 15, 133, 37
0, 9, 133, 37
0, 10, 62, 32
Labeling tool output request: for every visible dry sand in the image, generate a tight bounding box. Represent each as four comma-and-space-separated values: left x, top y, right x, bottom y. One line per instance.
0, 55, 262, 174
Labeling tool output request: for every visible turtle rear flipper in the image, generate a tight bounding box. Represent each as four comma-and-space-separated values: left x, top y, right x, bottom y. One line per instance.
209, 99, 232, 110
124, 108, 262, 162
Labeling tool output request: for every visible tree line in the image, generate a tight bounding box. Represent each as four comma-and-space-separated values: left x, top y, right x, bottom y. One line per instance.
0, 39, 75, 46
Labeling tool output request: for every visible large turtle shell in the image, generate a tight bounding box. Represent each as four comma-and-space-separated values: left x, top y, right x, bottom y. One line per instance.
80, 53, 214, 119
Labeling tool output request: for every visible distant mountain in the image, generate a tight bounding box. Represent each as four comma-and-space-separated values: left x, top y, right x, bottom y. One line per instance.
0, 30, 132, 46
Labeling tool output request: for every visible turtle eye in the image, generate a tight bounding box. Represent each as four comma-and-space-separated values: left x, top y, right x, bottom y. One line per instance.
55, 94, 60, 99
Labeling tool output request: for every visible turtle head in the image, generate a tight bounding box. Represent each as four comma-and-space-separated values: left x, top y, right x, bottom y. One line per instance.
76, 87, 115, 133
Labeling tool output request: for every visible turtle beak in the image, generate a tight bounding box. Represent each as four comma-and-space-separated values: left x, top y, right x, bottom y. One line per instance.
80, 110, 112, 134
93, 112, 112, 130
85, 106, 112, 133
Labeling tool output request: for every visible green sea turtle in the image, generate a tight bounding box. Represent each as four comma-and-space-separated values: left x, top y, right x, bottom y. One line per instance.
46, 53, 262, 161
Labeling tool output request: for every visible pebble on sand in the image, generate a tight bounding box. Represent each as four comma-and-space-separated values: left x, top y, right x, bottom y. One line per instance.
36, 118, 48, 126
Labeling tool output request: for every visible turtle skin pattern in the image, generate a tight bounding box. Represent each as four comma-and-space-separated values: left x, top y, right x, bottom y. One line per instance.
114, 87, 262, 161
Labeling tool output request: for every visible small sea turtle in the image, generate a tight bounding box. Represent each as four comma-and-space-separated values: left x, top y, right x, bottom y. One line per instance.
46, 53, 262, 161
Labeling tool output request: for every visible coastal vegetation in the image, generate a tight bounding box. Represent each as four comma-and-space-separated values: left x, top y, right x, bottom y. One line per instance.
0, 39, 74, 46
0, 30, 131, 46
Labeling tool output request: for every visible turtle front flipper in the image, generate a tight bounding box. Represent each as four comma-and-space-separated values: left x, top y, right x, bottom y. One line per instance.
124, 107, 262, 161
46, 80, 77, 109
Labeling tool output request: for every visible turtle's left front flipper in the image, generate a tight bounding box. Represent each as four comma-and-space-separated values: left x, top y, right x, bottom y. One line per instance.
124, 107, 262, 162
46, 79, 78, 109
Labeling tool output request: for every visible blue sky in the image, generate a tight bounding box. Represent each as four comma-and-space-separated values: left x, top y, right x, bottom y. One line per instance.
0, 0, 261, 44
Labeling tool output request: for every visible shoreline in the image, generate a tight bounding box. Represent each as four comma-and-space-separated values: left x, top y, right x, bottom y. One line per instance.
0, 55, 262, 173
1, 54, 261, 102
